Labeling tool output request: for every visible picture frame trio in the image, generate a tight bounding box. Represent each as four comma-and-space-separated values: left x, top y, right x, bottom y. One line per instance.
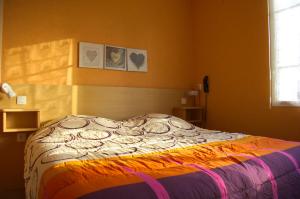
79, 42, 147, 72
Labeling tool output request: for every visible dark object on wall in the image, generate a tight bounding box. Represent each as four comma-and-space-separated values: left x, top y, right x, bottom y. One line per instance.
203, 75, 209, 93
203, 75, 209, 128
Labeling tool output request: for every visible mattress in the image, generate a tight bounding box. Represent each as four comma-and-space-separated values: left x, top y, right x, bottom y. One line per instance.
24, 114, 300, 199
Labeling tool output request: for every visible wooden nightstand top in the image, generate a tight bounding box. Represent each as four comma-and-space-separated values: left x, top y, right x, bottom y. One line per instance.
0, 108, 40, 112
0, 109, 40, 133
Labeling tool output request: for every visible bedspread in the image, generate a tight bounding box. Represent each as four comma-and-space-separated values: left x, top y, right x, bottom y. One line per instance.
24, 114, 300, 199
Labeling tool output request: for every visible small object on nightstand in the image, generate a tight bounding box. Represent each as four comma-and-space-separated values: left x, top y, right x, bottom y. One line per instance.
173, 107, 204, 127
0, 109, 40, 133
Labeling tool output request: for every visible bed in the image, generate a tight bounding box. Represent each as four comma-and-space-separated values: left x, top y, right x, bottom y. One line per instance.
24, 114, 300, 199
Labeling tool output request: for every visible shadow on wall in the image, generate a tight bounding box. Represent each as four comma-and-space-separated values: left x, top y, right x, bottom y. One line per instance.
0, 38, 187, 123
0, 84, 73, 122
0, 39, 74, 122
3, 39, 73, 85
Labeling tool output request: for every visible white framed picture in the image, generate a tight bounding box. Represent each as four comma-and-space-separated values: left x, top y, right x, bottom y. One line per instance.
104, 45, 127, 71
127, 48, 147, 72
79, 42, 104, 69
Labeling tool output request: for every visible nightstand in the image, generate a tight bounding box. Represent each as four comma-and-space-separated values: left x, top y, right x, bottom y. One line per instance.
173, 107, 204, 127
0, 109, 40, 198
0, 109, 40, 133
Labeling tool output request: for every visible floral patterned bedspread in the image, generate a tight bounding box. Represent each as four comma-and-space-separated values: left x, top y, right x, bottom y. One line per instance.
24, 114, 300, 199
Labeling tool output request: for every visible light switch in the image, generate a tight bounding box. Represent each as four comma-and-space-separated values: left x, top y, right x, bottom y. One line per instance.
17, 96, 27, 105
181, 97, 187, 105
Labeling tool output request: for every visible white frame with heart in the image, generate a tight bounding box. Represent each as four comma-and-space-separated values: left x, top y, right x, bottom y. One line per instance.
104, 45, 127, 71
127, 48, 147, 72
79, 42, 104, 69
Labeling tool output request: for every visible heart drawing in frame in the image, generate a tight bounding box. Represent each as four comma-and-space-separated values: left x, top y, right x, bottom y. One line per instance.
79, 42, 104, 68
127, 48, 147, 72
110, 50, 122, 65
129, 53, 145, 69
86, 50, 98, 63
105, 46, 126, 70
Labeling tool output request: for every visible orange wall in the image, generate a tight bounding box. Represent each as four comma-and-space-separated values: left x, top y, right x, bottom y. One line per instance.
2, 0, 300, 140
193, 0, 300, 141
2, 0, 196, 89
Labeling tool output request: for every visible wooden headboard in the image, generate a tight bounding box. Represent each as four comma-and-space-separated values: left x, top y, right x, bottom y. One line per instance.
0, 84, 189, 122
73, 85, 187, 120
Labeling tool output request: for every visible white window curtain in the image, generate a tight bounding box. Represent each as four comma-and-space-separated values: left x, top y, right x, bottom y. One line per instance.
269, 0, 300, 106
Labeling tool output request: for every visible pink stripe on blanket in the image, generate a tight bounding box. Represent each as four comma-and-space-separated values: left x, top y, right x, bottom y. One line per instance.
275, 151, 300, 174
238, 144, 300, 175
187, 163, 228, 199
164, 157, 228, 199
228, 153, 278, 199
121, 166, 170, 199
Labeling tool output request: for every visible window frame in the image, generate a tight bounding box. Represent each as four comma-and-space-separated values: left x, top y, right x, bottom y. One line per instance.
269, 0, 300, 107
0, 0, 3, 82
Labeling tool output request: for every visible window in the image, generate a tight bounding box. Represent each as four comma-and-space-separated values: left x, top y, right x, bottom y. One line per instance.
269, 0, 300, 106
0, 0, 3, 79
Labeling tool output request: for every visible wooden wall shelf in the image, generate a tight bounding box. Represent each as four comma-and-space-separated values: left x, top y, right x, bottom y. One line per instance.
0, 109, 40, 133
